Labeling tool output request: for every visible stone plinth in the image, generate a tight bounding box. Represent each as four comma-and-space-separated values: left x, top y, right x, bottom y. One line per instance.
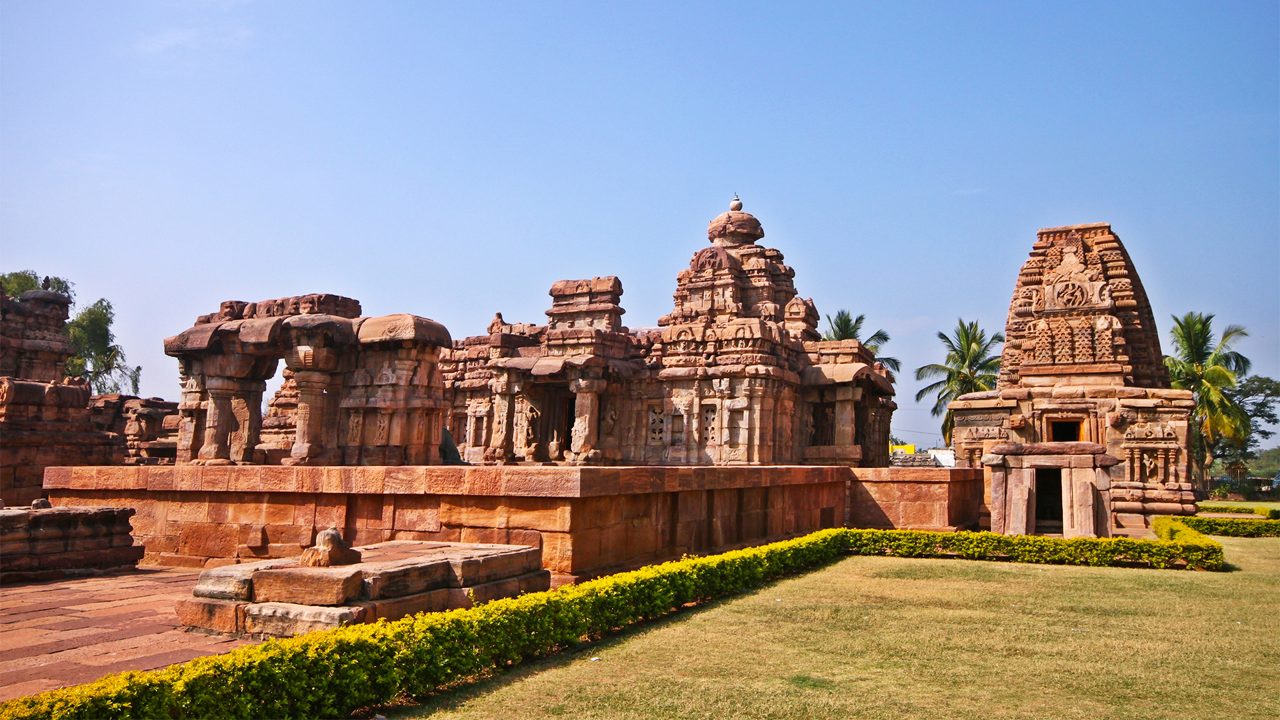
45, 465, 848, 582
177, 541, 549, 636
0, 506, 144, 583
846, 467, 984, 531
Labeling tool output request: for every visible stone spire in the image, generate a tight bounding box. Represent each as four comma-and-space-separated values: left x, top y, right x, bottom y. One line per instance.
707, 196, 765, 246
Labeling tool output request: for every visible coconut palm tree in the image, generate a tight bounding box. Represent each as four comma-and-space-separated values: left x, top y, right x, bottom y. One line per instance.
822, 309, 901, 372
914, 318, 1004, 443
1164, 311, 1251, 488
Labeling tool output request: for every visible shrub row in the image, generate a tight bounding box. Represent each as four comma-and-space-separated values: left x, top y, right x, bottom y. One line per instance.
844, 527, 1224, 571
1195, 504, 1280, 520
0, 527, 1223, 720
1178, 516, 1280, 537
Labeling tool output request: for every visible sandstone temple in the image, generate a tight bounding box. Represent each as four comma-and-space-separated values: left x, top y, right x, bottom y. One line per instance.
2, 203, 1199, 600
949, 223, 1196, 537
441, 198, 896, 469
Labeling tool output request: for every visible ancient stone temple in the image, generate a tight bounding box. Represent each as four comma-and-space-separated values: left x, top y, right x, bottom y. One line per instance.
1, 290, 124, 505
164, 294, 452, 467
950, 223, 1195, 537
440, 198, 897, 467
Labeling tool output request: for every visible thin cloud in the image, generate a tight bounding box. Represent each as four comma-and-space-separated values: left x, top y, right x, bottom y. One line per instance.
131, 26, 254, 56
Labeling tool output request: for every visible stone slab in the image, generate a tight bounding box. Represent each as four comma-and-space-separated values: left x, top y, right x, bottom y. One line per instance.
192, 558, 293, 600
251, 566, 363, 605
242, 602, 366, 636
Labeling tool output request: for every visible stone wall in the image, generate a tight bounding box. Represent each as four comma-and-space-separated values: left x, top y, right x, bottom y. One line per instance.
1, 290, 179, 505
846, 467, 984, 531
0, 506, 143, 583
45, 465, 848, 582
0, 378, 119, 506
45, 464, 985, 580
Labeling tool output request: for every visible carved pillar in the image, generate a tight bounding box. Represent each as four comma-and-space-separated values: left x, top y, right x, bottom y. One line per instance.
175, 363, 205, 464
197, 377, 237, 465
488, 375, 516, 463
286, 370, 336, 465
229, 379, 265, 463
569, 378, 605, 463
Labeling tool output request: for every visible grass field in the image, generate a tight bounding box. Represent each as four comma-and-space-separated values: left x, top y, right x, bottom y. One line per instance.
391, 536, 1279, 720
1200, 500, 1280, 512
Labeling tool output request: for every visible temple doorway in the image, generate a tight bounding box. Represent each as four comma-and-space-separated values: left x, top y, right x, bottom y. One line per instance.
1035, 468, 1064, 534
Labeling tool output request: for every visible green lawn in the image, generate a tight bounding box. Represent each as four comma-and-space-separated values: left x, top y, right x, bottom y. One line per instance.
1200, 500, 1280, 512
391, 537, 1280, 720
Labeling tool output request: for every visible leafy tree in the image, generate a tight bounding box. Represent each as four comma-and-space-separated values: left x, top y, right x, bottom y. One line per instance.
914, 318, 1004, 444
1163, 312, 1250, 488
0, 269, 74, 301
1242, 445, 1280, 478
822, 309, 901, 372
1, 269, 140, 394
1216, 375, 1280, 469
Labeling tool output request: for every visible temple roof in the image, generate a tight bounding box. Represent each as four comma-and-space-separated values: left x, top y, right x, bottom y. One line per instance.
707, 196, 765, 246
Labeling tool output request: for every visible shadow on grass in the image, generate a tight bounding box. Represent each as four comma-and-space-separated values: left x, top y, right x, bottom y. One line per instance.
371, 589, 761, 719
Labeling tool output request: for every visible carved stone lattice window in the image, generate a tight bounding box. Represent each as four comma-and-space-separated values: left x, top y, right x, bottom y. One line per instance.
647, 406, 665, 445
701, 405, 717, 445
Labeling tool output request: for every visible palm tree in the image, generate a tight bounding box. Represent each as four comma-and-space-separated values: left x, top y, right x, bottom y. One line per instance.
822, 309, 901, 372
914, 319, 1004, 443
1164, 312, 1251, 488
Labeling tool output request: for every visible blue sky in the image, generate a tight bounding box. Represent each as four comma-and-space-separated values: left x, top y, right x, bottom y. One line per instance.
2, 1, 1277, 448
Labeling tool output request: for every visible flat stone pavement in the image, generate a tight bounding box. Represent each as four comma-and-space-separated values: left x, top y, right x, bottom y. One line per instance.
0, 568, 251, 703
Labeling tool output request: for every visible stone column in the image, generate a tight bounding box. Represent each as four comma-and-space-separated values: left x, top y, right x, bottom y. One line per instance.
569, 378, 605, 463
488, 375, 516, 463
986, 458, 1008, 534
286, 370, 335, 465
197, 377, 237, 465
175, 364, 205, 464
228, 378, 266, 463
1006, 464, 1034, 535
834, 386, 857, 448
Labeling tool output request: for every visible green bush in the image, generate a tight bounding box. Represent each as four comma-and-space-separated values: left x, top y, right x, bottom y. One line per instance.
1196, 504, 1280, 520
1178, 516, 1280, 537
0, 527, 1223, 720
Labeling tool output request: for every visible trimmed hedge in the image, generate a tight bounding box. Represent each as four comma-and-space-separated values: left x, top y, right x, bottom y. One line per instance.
1179, 516, 1280, 537
1196, 504, 1280, 520
845, 527, 1223, 571
0, 527, 1224, 720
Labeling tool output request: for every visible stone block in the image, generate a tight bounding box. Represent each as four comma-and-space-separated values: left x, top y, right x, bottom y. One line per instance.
361, 587, 454, 621
177, 522, 237, 558
252, 566, 363, 605
194, 558, 293, 600
244, 602, 367, 636
176, 597, 245, 634
361, 559, 453, 599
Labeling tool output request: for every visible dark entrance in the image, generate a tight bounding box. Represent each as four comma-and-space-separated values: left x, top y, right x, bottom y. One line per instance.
1034, 468, 1064, 533
1050, 421, 1081, 442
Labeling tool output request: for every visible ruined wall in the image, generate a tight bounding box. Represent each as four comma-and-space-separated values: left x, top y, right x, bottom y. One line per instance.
0, 506, 143, 583
1, 291, 132, 506
166, 294, 452, 468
